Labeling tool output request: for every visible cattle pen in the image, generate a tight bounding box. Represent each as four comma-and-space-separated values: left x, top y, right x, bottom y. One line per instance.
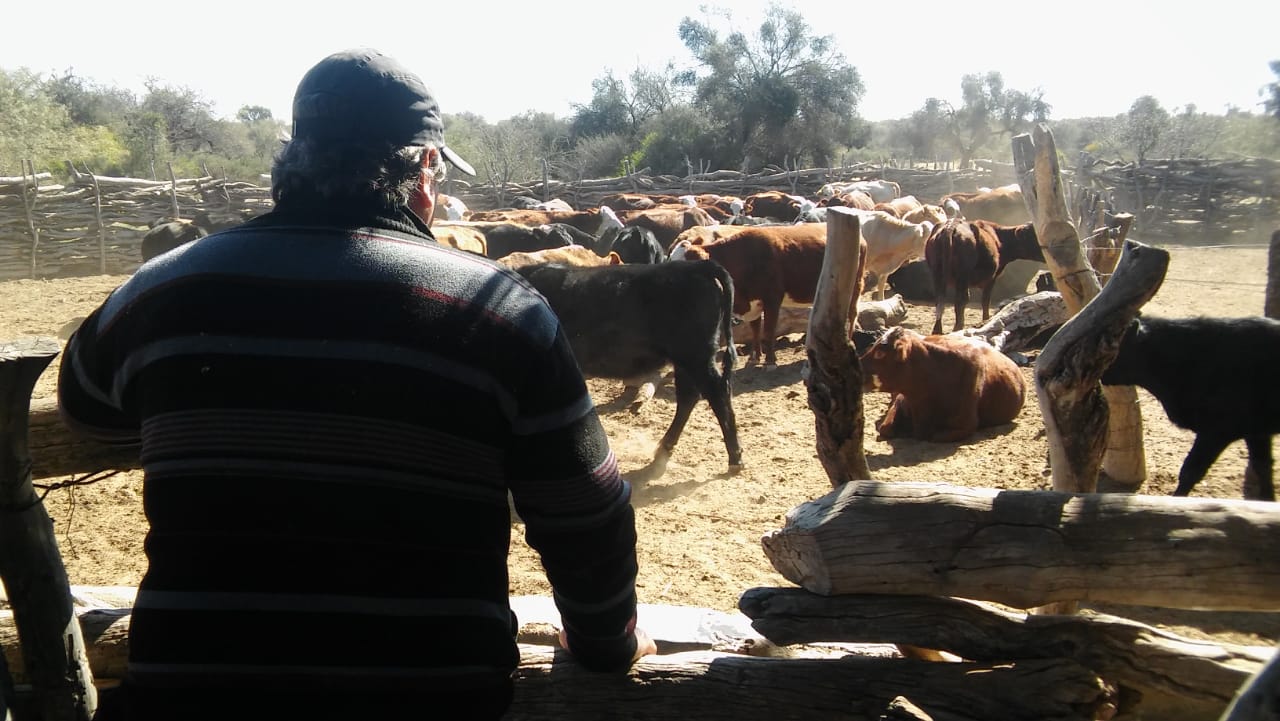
1, 140, 1279, 718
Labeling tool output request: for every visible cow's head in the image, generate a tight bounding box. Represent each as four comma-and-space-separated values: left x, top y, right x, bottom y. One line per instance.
859, 326, 913, 391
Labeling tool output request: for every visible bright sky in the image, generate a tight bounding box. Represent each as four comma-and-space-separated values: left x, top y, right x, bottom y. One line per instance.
4, 1, 1276, 125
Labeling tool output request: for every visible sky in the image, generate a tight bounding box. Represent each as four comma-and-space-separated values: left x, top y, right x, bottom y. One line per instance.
4, 1, 1276, 126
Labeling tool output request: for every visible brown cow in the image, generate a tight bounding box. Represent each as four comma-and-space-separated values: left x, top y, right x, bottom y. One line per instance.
860, 327, 1026, 442
924, 219, 1043, 334
674, 223, 865, 367
941, 184, 1031, 226
902, 203, 947, 227
599, 192, 683, 210
742, 190, 809, 222
431, 224, 487, 256
467, 206, 623, 236
496, 246, 622, 271
616, 207, 718, 251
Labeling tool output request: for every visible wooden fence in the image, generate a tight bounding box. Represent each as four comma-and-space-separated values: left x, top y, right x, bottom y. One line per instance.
1, 157, 1276, 282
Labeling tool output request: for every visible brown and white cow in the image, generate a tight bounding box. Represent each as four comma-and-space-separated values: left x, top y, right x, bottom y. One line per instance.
872, 195, 923, 218
431, 224, 487, 256
941, 184, 1030, 226
902, 203, 947, 227
860, 327, 1025, 442
817, 190, 876, 210
817, 179, 901, 204
674, 223, 865, 367
924, 219, 1043, 334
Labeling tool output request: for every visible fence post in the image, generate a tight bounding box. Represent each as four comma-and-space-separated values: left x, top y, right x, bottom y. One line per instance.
89, 173, 106, 275
0, 338, 98, 721
167, 163, 179, 219
21, 161, 40, 280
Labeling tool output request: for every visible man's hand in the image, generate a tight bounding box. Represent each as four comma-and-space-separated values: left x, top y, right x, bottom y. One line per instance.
558, 627, 657, 668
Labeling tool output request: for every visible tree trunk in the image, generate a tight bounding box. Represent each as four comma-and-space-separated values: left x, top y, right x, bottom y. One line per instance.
0, 339, 96, 721
510, 645, 1110, 721
1033, 239, 1168, 493
1013, 125, 1147, 490
804, 207, 870, 486
1266, 229, 1280, 320
759, 480, 1280, 611
739, 587, 1269, 709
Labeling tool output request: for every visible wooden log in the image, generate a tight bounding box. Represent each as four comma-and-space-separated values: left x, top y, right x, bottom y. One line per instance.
510, 644, 1110, 721
805, 207, 870, 486
0, 610, 129, 686
1219, 648, 1280, 721
0, 339, 96, 720
759, 480, 1280, 611
1033, 239, 1168, 493
954, 290, 1066, 354
1014, 125, 1148, 491
27, 398, 141, 479
739, 587, 1271, 708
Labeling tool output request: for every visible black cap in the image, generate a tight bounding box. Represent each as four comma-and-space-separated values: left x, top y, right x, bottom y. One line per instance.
291, 48, 475, 176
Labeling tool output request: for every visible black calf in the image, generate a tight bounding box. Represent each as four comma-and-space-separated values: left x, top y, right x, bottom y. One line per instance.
1101, 315, 1280, 501
516, 259, 742, 472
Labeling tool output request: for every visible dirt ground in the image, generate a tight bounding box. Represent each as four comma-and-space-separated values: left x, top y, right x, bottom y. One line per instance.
2, 242, 1277, 654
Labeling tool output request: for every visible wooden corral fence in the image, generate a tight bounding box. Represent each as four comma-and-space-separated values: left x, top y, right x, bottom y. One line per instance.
1074, 153, 1280, 245
2, 155, 1275, 282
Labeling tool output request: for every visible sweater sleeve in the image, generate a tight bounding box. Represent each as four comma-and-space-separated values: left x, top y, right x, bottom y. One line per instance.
505, 326, 640, 672
56, 307, 142, 446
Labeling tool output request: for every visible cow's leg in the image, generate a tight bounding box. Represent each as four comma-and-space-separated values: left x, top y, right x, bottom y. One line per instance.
1243, 434, 1275, 501
876, 395, 912, 439
951, 279, 968, 333
747, 318, 763, 366
979, 281, 996, 323
1174, 434, 1233, 497
762, 299, 783, 368
683, 362, 743, 470
931, 292, 946, 335
653, 367, 705, 471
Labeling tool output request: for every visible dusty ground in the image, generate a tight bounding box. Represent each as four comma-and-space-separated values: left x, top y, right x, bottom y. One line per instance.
2, 242, 1277, 654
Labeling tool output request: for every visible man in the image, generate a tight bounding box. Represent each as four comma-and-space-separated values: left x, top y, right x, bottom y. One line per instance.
59, 48, 653, 720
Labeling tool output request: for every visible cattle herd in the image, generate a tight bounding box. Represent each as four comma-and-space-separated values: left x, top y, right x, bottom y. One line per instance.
143, 180, 1280, 501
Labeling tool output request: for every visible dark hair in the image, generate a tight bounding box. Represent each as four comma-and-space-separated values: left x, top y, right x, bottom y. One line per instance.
270, 139, 437, 208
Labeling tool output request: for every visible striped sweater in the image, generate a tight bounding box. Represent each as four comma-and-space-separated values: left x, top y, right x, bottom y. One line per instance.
58, 203, 639, 720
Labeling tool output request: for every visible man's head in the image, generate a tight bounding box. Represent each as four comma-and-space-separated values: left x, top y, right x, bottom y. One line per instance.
272, 49, 475, 216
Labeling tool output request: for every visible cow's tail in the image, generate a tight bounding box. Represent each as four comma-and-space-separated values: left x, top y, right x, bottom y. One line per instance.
703, 260, 738, 378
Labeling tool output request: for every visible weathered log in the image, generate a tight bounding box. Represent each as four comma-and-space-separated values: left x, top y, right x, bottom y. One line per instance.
1014, 125, 1149, 492
1033, 239, 1168, 493
1220, 648, 1280, 721
739, 587, 1271, 708
510, 644, 1110, 721
0, 339, 96, 720
955, 290, 1066, 354
804, 207, 870, 486
759, 481, 1280, 611
28, 398, 141, 479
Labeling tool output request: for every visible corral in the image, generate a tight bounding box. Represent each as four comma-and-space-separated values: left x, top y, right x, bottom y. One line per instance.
0, 152, 1277, 719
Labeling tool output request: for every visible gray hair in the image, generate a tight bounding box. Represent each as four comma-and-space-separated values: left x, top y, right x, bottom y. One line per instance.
270, 139, 444, 208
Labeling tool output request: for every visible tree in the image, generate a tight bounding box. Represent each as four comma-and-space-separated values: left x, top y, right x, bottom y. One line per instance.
136, 79, 220, 155
887, 98, 950, 161
44, 69, 136, 127
1263, 60, 1280, 121
934, 71, 1050, 167
1121, 95, 1170, 163
236, 105, 273, 124
677, 3, 864, 170
0, 68, 75, 175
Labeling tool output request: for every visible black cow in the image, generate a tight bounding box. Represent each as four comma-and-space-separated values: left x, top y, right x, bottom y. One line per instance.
482, 223, 575, 260
598, 226, 665, 264
515, 259, 743, 473
1101, 315, 1280, 501
141, 212, 214, 261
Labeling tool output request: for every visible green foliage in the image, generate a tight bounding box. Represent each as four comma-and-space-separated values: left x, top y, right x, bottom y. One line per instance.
1264, 60, 1280, 121
563, 133, 634, 179
0, 67, 76, 176
676, 3, 864, 169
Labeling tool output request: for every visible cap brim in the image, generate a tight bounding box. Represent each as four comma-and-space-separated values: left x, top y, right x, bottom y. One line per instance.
440, 145, 476, 176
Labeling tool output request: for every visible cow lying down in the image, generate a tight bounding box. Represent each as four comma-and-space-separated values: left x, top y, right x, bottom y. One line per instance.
515, 260, 743, 473
860, 327, 1026, 442
1101, 314, 1280, 501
